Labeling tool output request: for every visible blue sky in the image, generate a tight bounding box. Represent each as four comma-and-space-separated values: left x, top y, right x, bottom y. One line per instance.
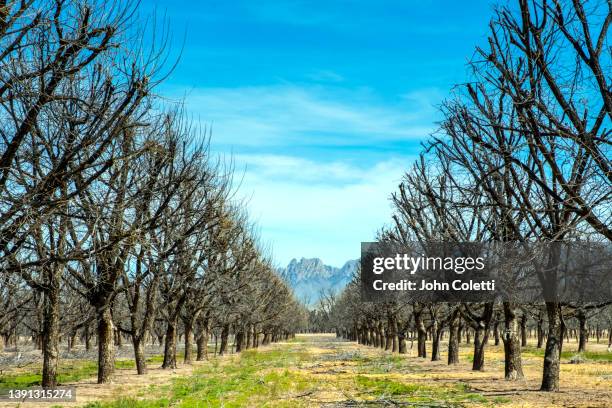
142, 0, 497, 267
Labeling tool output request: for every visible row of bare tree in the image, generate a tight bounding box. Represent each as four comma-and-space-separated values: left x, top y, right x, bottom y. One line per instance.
319, 0, 610, 392
0, 0, 306, 387
323, 287, 612, 382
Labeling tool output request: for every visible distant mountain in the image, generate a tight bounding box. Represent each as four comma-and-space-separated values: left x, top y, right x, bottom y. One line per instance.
278, 258, 358, 306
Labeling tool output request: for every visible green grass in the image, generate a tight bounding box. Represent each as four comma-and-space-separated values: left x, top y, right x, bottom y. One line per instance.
0, 361, 99, 389
521, 347, 612, 362
354, 375, 421, 395
493, 396, 512, 404
83, 344, 317, 408
565, 351, 612, 362
354, 353, 420, 374
85, 399, 170, 408
0, 355, 164, 389
353, 376, 489, 406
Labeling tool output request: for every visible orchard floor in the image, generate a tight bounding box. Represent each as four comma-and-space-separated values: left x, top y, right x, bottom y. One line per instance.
1, 333, 611, 407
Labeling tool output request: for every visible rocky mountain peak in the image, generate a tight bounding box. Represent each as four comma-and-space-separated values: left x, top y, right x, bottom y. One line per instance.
279, 257, 358, 306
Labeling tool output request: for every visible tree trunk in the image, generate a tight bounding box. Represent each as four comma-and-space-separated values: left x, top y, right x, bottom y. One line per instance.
42, 287, 60, 387
398, 330, 407, 354
67, 330, 76, 351
448, 310, 460, 365
196, 326, 209, 361
493, 318, 500, 346
415, 310, 427, 358
577, 311, 587, 353
184, 319, 194, 364
97, 307, 115, 383
431, 318, 441, 361
84, 323, 91, 351
472, 326, 485, 371
540, 302, 561, 391
219, 324, 230, 355
389, 316, 398, 352
115, 328, 122, 348
472, 303, 493, 371
537, 313, 544, 349
373, 325, 379, 348
235, 330, 245, 353
246, 328, 252, 349
502, 302, 524, 380
162, 319, 177, 369
133, 337, 146, 375
520, 313, 528, 347
384, 325, 392, 351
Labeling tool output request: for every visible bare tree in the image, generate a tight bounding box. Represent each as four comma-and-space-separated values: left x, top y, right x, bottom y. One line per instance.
434, 0, 610, 391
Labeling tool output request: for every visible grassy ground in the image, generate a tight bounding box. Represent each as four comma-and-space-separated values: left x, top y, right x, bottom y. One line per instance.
0, 356, 164, 389
76, 339, 495, 408
1, 334, 610, 407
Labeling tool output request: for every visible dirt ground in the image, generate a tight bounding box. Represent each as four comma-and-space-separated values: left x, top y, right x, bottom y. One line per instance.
291, 334, 612, 407
1, 333, 610, 407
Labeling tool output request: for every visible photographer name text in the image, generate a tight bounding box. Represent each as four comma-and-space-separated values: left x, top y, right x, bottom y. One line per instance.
372, 279, 495, 291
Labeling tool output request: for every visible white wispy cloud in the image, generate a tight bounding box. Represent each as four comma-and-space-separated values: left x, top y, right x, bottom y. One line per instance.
234, 153, 388, 184
236, 155, 413, 266
167, 84, 440, 148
